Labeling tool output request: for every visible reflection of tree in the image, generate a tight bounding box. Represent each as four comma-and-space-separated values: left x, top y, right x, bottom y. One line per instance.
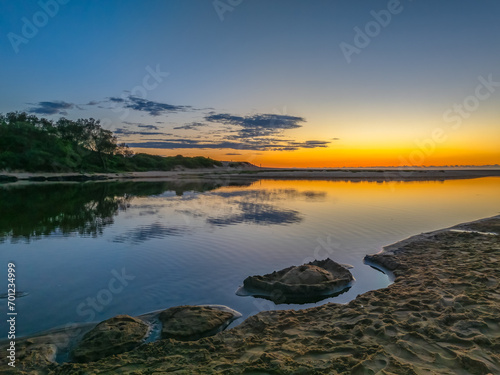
0, 181, 234, 243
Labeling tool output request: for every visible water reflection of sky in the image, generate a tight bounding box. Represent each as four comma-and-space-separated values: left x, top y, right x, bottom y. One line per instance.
1, 177, 500, 337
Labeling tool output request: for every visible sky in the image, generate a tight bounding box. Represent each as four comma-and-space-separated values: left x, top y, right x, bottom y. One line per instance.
1, 0, 499, 167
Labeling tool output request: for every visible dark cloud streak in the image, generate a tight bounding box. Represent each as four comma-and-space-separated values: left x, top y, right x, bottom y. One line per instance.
173, 122, 208, 130
205, 113, 306, 138
109, 95, 192, 116
27, 101, 75, 115
126, 139, 329, 151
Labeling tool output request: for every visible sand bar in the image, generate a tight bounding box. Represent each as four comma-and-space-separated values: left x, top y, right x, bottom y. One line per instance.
1, 168, 500, 186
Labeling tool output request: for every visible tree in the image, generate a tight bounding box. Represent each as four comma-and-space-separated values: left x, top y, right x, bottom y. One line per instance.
76, 118, 119, 170
117, 143, 134, 158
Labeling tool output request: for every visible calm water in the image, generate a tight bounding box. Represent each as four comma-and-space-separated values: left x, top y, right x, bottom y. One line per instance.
1, 177, 500, 337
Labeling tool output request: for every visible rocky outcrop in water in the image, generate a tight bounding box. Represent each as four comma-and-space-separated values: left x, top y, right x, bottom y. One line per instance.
71, 315, 148, 362
238, 258, 354, 303
160, 305, 240, 341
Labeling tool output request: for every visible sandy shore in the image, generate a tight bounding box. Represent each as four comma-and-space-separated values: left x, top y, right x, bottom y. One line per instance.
1, 168, 500, 185
3, 216, 499, 374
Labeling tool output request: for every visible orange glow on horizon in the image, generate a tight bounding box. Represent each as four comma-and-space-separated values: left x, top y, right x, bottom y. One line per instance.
131, 146, 500, 168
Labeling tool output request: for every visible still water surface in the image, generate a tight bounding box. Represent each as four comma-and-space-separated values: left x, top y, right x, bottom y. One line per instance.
1, 177, 499, 337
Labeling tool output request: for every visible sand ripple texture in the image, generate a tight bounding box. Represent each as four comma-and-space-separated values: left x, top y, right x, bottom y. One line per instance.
6, 217, 500, 375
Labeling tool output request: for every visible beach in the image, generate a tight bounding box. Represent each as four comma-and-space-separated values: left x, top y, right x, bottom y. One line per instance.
3, 215, 499, 374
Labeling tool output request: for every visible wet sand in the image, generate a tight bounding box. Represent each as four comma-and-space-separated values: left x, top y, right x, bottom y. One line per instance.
3, 216, 499, 374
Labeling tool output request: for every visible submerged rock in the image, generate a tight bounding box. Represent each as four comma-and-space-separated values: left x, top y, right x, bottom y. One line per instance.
159, 305, 240, 341
237, 258, 354, 303
71, 315, 148, 363
0, 291, 28, 299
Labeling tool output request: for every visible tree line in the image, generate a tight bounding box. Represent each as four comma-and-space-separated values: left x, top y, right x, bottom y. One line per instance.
0, 112, 222, 172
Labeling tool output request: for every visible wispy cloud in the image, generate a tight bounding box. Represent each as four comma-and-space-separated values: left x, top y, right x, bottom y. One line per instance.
122, 121, 160, 130
114, 128, 168, 136
109, 95, 192, 116
139, 124, 159, 130
109, 97, 126, 103
126, 138, 329, 151
27, 101, 75, 115
173, 122, 208, 130
205, 113, 305, 138
288, 140, 332, 148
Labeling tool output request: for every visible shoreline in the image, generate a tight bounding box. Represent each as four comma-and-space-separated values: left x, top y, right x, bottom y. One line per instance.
1, 168, 500, 185
2, 215, 499, 373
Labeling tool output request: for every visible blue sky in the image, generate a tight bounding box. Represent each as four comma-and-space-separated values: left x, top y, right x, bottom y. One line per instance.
1, 0, 499, 166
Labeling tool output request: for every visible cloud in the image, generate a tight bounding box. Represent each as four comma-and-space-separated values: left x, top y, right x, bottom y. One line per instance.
331, 137, 340, 140
27, 101, 75, 115
109, 95, 192, 116
109, 97, 126, 103
114, 128, 167, 136
205, 113, 305, 138
126, 138, 329, 151
42, 96, 330, 152
122, 121, 160, 130
139, 124, 159, 130
173, 122, 208, 130
287, 140, 331, 148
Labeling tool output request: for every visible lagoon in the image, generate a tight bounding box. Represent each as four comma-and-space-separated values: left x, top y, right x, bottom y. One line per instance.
1, 177, 500, 337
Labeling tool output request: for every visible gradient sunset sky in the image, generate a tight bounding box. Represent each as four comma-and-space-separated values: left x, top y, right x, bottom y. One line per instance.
1, 0, 499, 167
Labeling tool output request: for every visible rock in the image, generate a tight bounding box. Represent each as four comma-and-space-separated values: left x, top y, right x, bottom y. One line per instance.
280, 264, 333, 284
238, 258, 354, 303
2, 341, 57, 369
364, 254, 400, 271
160, 305, 240, 341
0, 291, 28, 299
71, 315, 149, 363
